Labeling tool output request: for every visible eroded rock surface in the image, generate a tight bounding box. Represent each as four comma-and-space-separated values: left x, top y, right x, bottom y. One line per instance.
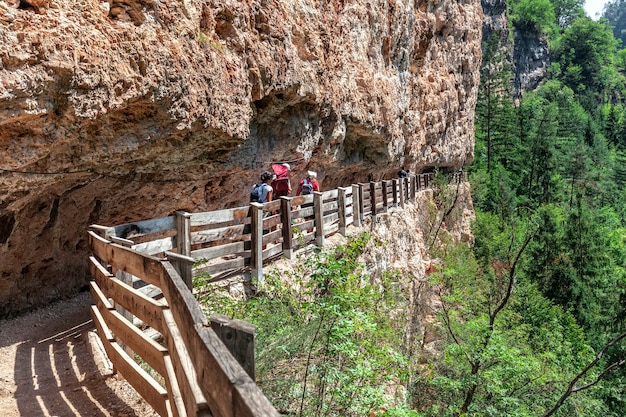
0, 0, 481, 316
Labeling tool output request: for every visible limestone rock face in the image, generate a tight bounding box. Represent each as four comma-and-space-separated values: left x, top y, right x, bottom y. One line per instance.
0, 0, 482, 316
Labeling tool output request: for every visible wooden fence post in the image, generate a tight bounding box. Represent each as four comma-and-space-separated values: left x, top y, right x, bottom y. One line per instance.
382, 181, 389, 212
358, 183, 366, 223
281, 197, 293, 259
338, 187, 348, 236
314, 191, 324, 246
210, 313, 256, 381
410, 175, 417, 201
352, 184, 361, 227
175, 211, 191, 256
175, 211, 192, 288
392, 179, 398, 207
165, 251, 195, 290
399, 178, 405, 209
250, 202, 264, 284
369, 181, 377, 223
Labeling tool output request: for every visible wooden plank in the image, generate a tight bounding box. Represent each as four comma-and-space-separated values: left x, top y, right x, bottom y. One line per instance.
191, 245, 250, 262
232, 379, 281, 417
112, 216, 175, 239
190, 207, 250, 227
322, 189, 338, 199
90, 306, 169, 417
89, 224, 115, 239
90, 281, 114, 312
262, 213, 282, 229
196, 257, 248, 276
111, 236, 134, 246
175, 211, 192, 260
133, 237, 175, 255
90, 300, 114, 343
262, 243, 283, 261
292, 206, 314, 220
163, 354, 185, 417
292, 232, 316, 249
338, 187, 347, 236
165, 251, 194, 290
292, 218, 314, 232
289, 195, 313, 206
89, 257, 167, 334
392, 178, 399, 206
92, 281, 167, 377
191, 224, 247, 245
352, 184, 361, 227
159, 262, 256, 416
281, 197, 293, 258
263, 200, 281, 213
194, 325, 280, 417
370, 182, 377, 218
314, 192, 324, 246
323, 212, 339, 224
325, 223, 339, 237
210, 314, 255, 381
262, 228, 283, 245
106, 308, 168, 378
162, 310, 211, 416
89, 231, 164, 288
250, 203, 264, 282
322, 201, 338, 212
191, 241, 247, 262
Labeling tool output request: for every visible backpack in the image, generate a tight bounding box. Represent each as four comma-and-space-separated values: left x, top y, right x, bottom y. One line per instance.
301, 179, 313, 195
250, 183, 264, 203
272, 178, 290, 197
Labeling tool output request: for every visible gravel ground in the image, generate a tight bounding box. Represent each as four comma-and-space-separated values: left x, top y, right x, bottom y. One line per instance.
0, 291, 158, 417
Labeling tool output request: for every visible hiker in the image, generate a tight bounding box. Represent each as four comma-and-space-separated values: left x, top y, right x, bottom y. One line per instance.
296, 171, 320, 233
297, 170, 320, 196
250, 171, 274, 203
398, 166, 409, 178
271, 163, 292, 198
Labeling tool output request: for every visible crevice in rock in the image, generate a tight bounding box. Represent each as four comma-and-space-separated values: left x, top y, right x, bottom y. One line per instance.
0, 212, 15, 244
42, 196, 59, 233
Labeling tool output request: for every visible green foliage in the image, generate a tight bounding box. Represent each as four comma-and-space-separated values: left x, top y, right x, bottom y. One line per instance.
551, 0, 585, 28
552, 18, 620, 96
602, 0, 626, 48
418, 230, 605, 417
201, 233, 418, 416
509, 0, 557, 33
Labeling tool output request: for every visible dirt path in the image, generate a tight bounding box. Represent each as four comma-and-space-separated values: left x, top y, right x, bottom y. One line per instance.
0, 291, 158, 417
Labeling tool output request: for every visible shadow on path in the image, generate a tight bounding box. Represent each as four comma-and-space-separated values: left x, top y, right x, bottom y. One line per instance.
0, 291, 154, 417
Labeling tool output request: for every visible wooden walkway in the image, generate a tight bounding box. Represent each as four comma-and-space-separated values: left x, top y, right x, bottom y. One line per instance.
87, 171, 466, 417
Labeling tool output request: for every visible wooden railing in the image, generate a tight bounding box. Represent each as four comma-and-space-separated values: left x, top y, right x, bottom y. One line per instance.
87, 171, 467, 417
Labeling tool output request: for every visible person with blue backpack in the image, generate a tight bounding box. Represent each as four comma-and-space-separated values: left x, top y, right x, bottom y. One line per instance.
297, 171, 320, 196
250, 171, 274, 203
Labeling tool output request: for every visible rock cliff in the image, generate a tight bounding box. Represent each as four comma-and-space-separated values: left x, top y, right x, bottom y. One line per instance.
0, 0, 482, 317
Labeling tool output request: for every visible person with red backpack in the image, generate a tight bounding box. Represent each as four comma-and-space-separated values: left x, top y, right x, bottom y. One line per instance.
271, 163, 292, 198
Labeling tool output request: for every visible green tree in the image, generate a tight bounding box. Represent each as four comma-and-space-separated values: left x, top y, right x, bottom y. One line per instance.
602, 0, 626, 48
510, 0, 557, 33
476, 33, 518, 173
552, 18, 620, 97
550, 0, 585, 28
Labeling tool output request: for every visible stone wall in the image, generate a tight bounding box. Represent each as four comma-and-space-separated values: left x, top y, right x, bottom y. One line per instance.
0, 0, 482, 316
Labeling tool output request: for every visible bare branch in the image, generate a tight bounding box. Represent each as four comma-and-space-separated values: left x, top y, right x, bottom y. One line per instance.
542, 331, 626, 417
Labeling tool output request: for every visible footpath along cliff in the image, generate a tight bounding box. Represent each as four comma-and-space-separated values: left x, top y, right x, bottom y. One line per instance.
0, 0, 482, 316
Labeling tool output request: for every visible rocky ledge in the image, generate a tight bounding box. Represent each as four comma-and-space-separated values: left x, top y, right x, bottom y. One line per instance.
0, 0, 481, 316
